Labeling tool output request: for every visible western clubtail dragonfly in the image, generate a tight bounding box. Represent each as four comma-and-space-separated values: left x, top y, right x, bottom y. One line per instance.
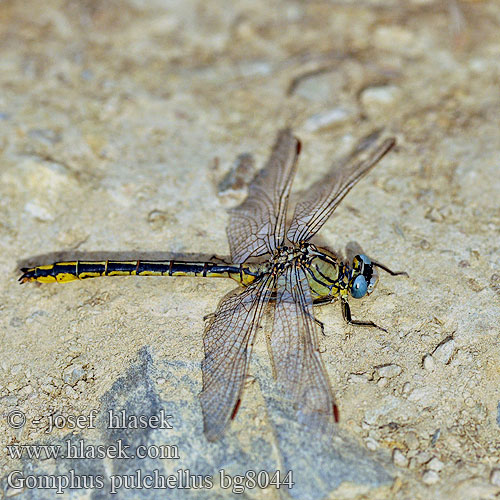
21, 129, 405, 441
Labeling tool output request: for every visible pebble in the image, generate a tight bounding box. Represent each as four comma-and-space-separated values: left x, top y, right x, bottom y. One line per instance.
24, 201, 54, 222
374, 26, 417, 54
10, 364, 22, 375
377, 364, 402, 379
63, 364, 86, 385
41, 384, 57, 395
490, 469, 500, 487
377, 377, 388, 387
303, 108, 352, 132
408, 386, 434, 404
422, 470, 440, 485
426, 457, 444, 472
433, 338, 455, 364
392, 448, 409, 468
423, 354, 435, 371
64, 385, 79, 399
360, 86, 401, 116
405, 431, 419, 450
415, 451, 432, 465
75, 380, 86, 393
365, 437, 378, 450
348, 372, 370, 384
18, 385, 33, 396
293, 73, 336, 102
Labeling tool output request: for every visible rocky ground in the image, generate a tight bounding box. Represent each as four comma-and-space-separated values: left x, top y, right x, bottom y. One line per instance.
0, 0, 499, 498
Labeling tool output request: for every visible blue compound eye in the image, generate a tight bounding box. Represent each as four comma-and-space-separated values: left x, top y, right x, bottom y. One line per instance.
358, 254, 371, 266
351, 275, 368, 298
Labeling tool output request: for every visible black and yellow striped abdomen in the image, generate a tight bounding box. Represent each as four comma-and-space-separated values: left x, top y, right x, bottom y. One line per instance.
20, 260, 261, 287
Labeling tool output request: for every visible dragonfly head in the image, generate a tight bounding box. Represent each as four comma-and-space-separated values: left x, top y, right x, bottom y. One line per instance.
349, 254, 378, 299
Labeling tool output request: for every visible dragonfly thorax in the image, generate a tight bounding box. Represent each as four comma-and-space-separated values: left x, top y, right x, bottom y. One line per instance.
270, 245, 305, 267
294, 244, 348, 302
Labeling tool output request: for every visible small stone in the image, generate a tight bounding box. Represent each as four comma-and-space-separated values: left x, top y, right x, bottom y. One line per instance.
75, 380, 86, 393
490, 469, 500, 486
348, 372, 370, 384
433, 338, 455, 364
293, 73, 336, 102
7, 382, 18, 392
11, 364, 22, 375
392, 448, 409, 468
360, 86, 401, 116
377, 364, 402, 379
431, 428, 441, 445
64, 385, 79, 399
405, 431, 419, 450
377, 377, 388, 387
425, 207, 445, 222
416, 451, 432, 465
465, 397, 475, 407
422, 470, 440, 485
19, 385, 33, 396
373, 25, 423, 55
41, 384, 57, 395
423, 354, 435, 371
365, 437, 378, 450
408, 386, 434, 404
24, 201, 54, 222
63, 364, 86, 385
426, 457, 444, 472
402, 382, 411, 395
303, 107, 353, 132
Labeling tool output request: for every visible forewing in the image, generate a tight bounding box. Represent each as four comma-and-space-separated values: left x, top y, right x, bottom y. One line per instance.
199, 275, 274, 441
271, 264, 336, 431
228, 129, 300, 263
287, 137, 395, 244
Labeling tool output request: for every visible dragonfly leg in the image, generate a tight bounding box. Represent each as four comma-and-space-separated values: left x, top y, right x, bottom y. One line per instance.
313, 296, 333, 306
307, 302, 327, 335
311, 297, 335, 335
341, 298, 387, 333
371, 260, 408, 277
313, 316, 326, 336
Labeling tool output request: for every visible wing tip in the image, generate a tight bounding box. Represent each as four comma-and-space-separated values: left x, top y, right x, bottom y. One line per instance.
383, 136, 397, 151
333, 403, 340, 423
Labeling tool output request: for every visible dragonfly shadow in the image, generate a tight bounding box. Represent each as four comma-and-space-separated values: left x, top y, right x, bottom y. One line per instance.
289, 129, 385, 206
252, 354, 395, 498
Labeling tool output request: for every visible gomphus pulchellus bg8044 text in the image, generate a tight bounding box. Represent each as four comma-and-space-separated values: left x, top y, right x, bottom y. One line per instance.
21, 129, 406, 441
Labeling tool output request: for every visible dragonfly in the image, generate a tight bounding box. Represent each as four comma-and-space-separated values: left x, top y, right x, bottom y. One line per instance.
20, 129, 405, 442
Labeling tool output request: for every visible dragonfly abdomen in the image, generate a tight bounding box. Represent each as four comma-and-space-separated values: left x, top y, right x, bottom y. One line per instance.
20, 260, 259, 285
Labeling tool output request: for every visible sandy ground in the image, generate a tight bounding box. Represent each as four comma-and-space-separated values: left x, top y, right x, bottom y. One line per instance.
1, 0, 499, 498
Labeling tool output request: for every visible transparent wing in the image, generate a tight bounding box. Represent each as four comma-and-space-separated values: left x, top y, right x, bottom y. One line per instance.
199, 274, 275, 441
228, 129, 301, 263
271, 263, 336, 431
287, 137, 395, 244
